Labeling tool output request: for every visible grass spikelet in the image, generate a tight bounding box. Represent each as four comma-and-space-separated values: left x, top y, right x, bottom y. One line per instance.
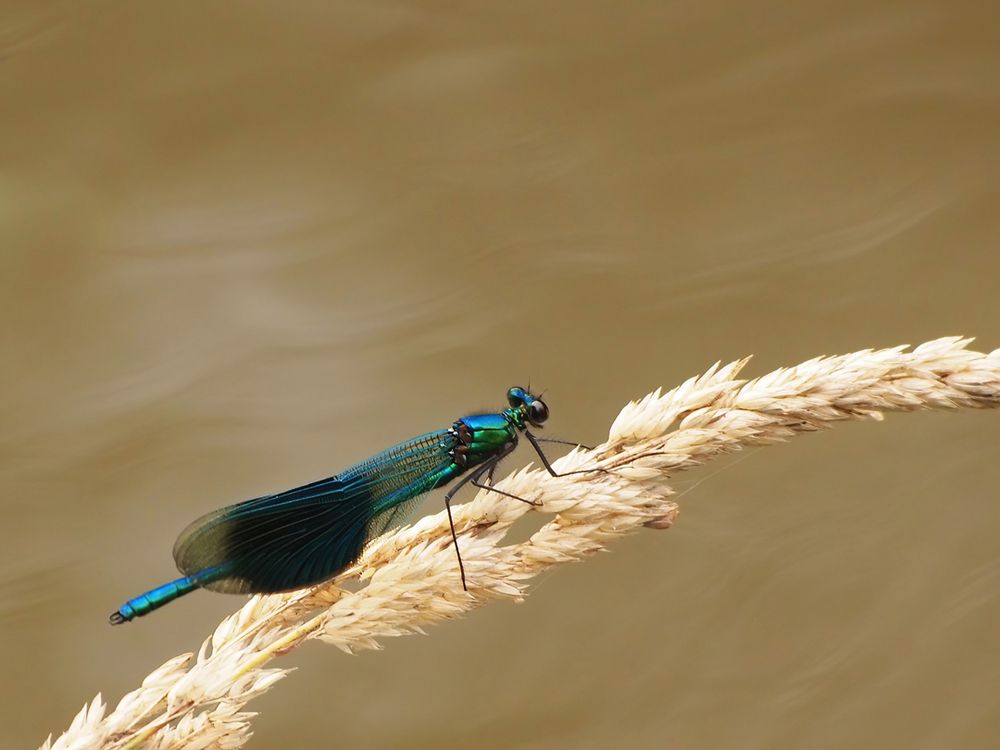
42, 337, 1000, 750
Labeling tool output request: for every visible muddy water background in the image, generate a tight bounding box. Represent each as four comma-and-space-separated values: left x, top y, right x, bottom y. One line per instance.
3, 1, 1000, 748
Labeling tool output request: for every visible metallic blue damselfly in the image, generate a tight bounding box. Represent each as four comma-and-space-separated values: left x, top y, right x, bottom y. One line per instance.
110, 387, 589, 624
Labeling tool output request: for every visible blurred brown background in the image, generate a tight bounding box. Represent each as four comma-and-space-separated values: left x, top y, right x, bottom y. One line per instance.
2, 1, 999, 748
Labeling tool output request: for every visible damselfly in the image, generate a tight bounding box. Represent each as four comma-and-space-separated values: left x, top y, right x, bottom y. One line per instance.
110, 386, 588, 624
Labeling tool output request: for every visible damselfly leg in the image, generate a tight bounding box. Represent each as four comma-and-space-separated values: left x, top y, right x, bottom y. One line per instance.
524, 431, 605, 479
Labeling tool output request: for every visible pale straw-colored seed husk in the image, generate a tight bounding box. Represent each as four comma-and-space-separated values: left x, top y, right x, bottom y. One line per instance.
41, 337, 1000, 750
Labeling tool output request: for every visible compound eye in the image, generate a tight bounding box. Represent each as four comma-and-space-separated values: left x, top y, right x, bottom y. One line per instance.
529, 400, 549, 425
507, 387, 525, 408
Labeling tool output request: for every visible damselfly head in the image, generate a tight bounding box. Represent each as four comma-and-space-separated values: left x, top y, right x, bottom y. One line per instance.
507, 386, 549, 427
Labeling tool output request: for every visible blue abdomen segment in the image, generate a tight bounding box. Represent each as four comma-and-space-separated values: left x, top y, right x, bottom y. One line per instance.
110, 576, 199, 624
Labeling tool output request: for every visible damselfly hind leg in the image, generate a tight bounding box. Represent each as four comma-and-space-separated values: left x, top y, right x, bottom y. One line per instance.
443, 447, 543, 591
443, 461, 498, 591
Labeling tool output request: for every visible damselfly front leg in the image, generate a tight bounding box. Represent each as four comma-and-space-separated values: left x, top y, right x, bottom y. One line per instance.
524, 430, 605, 479
532, 436, 594, 451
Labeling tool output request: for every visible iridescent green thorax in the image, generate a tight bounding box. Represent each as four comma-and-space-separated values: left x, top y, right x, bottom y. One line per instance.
448, 412, 518, 474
